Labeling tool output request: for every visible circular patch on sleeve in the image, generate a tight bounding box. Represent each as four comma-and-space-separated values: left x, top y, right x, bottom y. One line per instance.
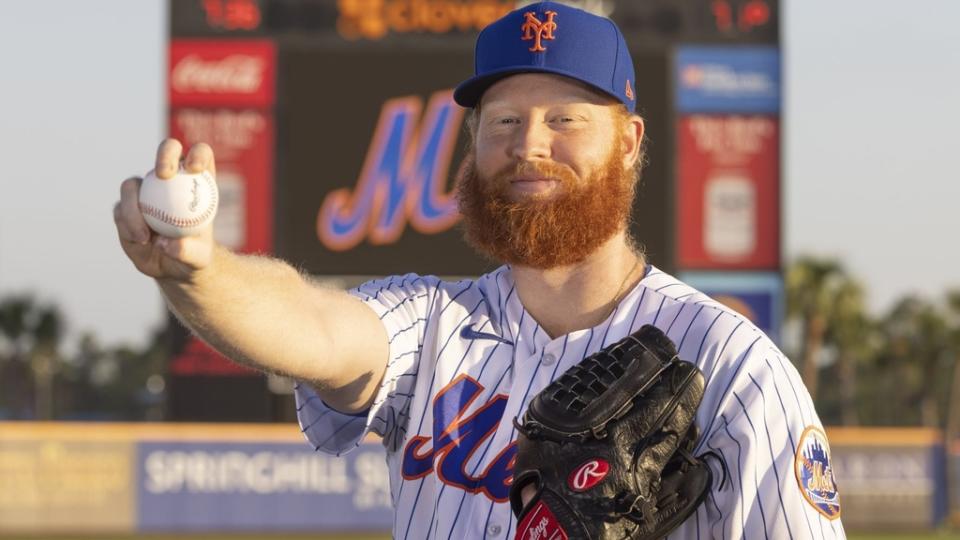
794, 426, 841, 519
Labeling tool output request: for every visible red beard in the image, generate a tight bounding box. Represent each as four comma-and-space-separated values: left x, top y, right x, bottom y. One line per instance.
455, 146, 636, 269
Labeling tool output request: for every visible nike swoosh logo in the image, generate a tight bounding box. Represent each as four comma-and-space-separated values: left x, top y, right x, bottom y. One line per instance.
460, 324, 513, 346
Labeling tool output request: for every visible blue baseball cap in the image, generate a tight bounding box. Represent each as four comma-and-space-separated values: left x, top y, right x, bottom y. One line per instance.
454, 2, 636, 111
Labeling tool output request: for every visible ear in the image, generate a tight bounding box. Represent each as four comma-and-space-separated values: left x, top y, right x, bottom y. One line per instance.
620, 114, 645, 170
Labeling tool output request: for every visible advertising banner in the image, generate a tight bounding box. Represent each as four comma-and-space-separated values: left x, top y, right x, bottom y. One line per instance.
829, 428, 946, 530
676, 114, 779, 270
0, 437, 135, 533
169, 108, 274, 255
675, 46, 780, 114
169, 39, 276, 109
137, 440, 392, 531
678, 271, 782, 342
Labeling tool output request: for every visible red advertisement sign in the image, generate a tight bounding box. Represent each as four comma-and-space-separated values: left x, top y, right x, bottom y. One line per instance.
169, 39, 275, 108
167, 333, 256, 376
676, 115, 779, 269
169, 108, 274, 255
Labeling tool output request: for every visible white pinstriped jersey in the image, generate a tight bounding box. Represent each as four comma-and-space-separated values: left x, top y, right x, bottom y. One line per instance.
295, 265, 846, 539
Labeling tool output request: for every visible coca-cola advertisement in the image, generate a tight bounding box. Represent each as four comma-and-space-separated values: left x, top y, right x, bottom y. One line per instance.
169, 39, 275, 108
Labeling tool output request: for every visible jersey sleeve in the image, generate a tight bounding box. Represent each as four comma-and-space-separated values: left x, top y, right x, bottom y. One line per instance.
294, 273, 439, 456
691, 338, 847, 539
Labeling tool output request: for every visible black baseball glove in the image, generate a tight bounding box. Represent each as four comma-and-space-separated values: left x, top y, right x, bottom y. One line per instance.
510, 324, 713, 540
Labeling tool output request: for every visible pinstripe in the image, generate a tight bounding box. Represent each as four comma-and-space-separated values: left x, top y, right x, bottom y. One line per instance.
599, 293, 626, 346
423, 319, 498, 539
626, 287, 649, 331
444, 356, 514, 540
391, 278, 473, 532
664, 300, 687, 334
651, 295, 667, 326
705, 438, 729, 540
697, 336, 763, 453
721, 414, 749, 539
656, 282, 685, 293
503, 335, 571, 540
770, 351, 810, 426
677, 305, 707, 350
732, 391, 770, 540
316, 416, 365, 449
299, 409, 331, 434
401, 300, 487, 540
761, 358, 817, 539
746, 373, 795, 540
702, 320, 746, 388
295, 393, 318, 411
692, 312, 730, 380
485, 347, 550, 540
380, 292, 429, 319
388, 318, 428, 344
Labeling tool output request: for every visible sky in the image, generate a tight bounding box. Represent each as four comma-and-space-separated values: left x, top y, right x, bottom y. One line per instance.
0, 0, 958, 350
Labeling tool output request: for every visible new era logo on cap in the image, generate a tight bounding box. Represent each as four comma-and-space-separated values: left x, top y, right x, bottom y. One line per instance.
454, 1, 637, 111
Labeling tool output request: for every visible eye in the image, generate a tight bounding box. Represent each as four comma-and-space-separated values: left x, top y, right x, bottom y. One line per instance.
550, 114, 585, 125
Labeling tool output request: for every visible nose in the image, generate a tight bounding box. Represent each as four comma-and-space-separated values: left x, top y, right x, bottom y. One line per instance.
509, 120, 551, 162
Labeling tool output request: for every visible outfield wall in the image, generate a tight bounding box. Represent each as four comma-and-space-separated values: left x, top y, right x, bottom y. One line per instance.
0, 422, 390, 534
0, 423, 949, 534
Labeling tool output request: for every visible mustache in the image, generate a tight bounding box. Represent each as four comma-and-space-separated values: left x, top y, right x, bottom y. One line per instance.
483, 160, 579, 191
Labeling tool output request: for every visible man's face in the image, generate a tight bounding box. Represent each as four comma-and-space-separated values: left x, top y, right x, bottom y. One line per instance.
455, 73, 643, 268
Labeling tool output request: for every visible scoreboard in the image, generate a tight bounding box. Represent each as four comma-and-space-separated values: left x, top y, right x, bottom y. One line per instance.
164, 0, 780, 421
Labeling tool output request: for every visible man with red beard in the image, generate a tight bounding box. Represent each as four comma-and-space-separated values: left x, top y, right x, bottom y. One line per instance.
115, 2, 844, 538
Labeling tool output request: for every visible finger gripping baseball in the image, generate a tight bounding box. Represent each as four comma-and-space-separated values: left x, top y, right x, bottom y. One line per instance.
510, 325, 713, 540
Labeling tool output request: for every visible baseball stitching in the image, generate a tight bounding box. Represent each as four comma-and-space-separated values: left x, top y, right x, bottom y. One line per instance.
140, 176, 219, 228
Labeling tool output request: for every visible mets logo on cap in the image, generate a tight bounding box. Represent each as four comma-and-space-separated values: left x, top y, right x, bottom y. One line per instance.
521, 10, 557, 52
794, 426, 841, 519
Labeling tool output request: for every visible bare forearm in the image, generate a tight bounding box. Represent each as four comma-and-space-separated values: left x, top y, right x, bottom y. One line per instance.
157, 246, 332, 383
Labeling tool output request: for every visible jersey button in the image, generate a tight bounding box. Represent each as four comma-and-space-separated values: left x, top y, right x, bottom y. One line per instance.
542, 353, 556, 366
487, 523, 502, 536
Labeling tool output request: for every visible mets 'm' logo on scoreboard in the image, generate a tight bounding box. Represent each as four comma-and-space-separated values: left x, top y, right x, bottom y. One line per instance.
794, 426, 841, 519
316, 90, 463, 251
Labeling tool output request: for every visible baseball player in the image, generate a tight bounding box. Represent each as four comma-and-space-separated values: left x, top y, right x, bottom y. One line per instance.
115, 2, 844, 538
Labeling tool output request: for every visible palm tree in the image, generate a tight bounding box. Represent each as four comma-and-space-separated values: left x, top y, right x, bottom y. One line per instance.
785, 257, 856, 401
0, 296, 34, 417
823, 279, 872, 425
0, 295, 64, 419
31, 306, 63, 419
882, 296, 952, 427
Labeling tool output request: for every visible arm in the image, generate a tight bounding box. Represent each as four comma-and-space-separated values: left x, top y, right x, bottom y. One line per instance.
160, 247, 389, 412
697, 343, 845, 539
114, 139, 388, 413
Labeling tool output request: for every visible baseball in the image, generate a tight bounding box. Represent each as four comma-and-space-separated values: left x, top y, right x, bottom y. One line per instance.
138, 167, 219, 238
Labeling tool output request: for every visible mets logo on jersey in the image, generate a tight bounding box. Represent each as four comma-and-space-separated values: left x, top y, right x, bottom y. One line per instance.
521, 10, 557, 52
794, 426, 841, 519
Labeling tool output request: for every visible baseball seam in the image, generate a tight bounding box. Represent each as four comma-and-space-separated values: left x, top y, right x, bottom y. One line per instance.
140, 176, 219, 229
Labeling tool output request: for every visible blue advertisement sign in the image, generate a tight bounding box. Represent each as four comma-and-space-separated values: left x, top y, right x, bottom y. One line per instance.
678, 271, 782, 343
832, 441, 946, 528
675, 46, 780, 113
137, 441, 392, 532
